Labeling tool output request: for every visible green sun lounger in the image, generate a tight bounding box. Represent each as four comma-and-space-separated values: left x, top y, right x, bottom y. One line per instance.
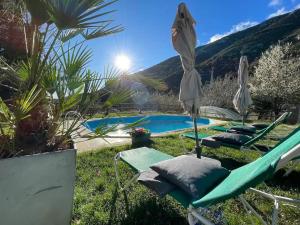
184, 112, 291, 151
209, 112, 291, 136
181, 132, 210, 139
209, 125, 257, 136
114, 128, 300, 225
209, 125, 229, 132
209, 121, 249, 133
210, 124, 263, 133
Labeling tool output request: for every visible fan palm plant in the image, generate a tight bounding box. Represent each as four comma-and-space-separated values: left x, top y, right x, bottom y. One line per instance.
0, 0, 166, 158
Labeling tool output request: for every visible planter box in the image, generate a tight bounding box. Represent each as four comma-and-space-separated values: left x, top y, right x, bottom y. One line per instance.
0, 149, 76, 225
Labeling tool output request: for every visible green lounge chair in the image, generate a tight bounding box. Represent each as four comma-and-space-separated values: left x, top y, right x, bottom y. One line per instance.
114, 128, 300, 225
183, 112, 291, 151
209, 112, 291, 136
209, 124, 258, 136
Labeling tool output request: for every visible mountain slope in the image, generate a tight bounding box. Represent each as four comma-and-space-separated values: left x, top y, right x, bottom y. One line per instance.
138, 9, 300, 93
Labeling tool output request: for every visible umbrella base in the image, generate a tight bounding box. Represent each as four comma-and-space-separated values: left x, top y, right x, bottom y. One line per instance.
194, 146, 202, 158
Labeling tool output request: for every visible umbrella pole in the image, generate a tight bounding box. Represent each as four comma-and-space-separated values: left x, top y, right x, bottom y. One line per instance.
193, 117, 202, 158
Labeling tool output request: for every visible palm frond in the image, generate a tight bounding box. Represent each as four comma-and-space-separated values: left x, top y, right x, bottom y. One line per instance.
94, 123, 119, 136
15, 85, 43, 120
102, 66, 122, 85
0, 56, 20, 87
0, 97, 14, 124
45, 0, 119, 29
122, 117, 147, 130
61, 85, 84, 112
60, 28, 84, 42
127, 74, 168, 91
82, 23, 123, 40
83, 71, 103, 93
103, 89, 133, 108
77, 66, 122, 113
58, 44, 92, 78
42, 65, 59, 95
58, 45, 92, 78
17, 61, 31, 82
53, 44, 92, 94
91, 117, 146, 138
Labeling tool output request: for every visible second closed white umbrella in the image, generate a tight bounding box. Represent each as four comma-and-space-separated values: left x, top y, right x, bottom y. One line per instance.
233, 56, 253, 125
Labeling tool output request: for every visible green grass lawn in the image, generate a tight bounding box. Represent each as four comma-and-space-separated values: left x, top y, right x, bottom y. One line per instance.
72, 124, 300, 225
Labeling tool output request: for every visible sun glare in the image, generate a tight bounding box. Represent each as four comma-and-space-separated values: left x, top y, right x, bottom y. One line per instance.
115, 54, 131, 71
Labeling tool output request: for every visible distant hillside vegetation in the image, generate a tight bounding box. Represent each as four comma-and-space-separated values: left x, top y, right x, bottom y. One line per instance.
137, 9, 300, 93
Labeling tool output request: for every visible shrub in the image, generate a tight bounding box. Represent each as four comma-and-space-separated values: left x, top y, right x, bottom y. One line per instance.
201, 73, 239, 109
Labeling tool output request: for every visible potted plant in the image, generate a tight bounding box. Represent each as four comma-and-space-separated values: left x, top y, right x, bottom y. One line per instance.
0, 1, 149, 224
129, 128, 151, 145
0, 1, 167, 224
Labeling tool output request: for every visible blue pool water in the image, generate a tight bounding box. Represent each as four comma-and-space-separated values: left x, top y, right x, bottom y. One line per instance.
84, 115, 214, 134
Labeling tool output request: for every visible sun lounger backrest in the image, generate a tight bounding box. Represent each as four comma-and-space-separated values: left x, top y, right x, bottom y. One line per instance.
272, 126, 300, 148
244, 112, 289, 146
192, 127, 300, 208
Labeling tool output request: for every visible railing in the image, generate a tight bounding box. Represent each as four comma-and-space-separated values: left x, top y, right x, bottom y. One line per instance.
86, 103, 183, 115
81, 103, 296, 122
114, 103, 182, 112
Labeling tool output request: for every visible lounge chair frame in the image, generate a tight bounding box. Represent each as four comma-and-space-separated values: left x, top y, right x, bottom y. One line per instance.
114, 144, 300, 225
186, 187, 300, 225
284, 159, 300, 176
114, 143, 300, 225
114, 153, 140, 192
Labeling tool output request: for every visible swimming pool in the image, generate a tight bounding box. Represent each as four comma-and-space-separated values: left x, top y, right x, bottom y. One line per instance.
84, 115, 215, 135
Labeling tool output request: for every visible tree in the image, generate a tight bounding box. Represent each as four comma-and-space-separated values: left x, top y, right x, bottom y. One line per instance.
201, 73, 239, 109
252, 42, 300, 117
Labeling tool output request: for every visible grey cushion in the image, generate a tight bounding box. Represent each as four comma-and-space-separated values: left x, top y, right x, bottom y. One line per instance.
252, 123, 269, 130
137, 170, 175, 197
186, 155, 222, 167
201, 137, 222, 148
150, 155, 230, 199
229, 125, 256, 134
211, 133, 252, 146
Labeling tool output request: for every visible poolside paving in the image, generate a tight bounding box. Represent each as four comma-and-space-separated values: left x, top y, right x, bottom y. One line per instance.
72, 124, 131, 153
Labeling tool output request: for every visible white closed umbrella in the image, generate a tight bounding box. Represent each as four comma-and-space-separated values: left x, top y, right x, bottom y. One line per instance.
233, 56, 253, 124
172, 3, 203, 158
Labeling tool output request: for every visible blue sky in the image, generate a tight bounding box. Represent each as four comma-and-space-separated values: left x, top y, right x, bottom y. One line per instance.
86, 0, 300, 73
